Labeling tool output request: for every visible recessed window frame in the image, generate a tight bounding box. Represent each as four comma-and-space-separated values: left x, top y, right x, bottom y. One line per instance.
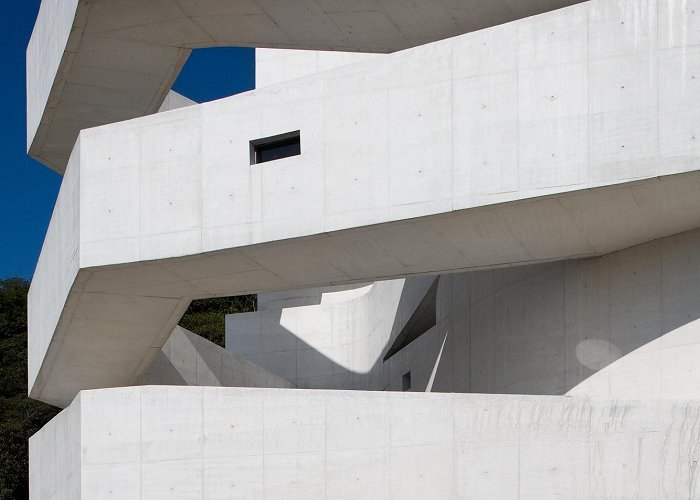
402, 371, 412, 391
250, 130, 301, 165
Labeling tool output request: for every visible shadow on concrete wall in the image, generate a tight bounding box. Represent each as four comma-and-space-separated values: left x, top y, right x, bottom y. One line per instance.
222, 229, 700, 399
140, 326, 294, 389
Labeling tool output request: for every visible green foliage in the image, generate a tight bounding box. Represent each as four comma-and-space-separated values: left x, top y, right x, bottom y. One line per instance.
0, 278, 60, 500
0, 279, 29, 341
179, 295, 257, 347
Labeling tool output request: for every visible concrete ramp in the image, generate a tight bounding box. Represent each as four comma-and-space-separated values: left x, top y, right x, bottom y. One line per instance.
140, 326, 293, 389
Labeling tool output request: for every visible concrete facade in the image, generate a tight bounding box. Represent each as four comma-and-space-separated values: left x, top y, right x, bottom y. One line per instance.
26, 0, 700, 497
227, 228, 700, 399
27, 0, 586, 171
28, 0, 700, 407
29, 387, 700, 500
255, 48, 383, 88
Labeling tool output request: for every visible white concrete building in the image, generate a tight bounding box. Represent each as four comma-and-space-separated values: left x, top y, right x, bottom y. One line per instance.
26, 0, 700, 498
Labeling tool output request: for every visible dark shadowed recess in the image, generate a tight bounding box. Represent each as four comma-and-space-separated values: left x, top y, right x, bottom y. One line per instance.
383, 277, 439, 361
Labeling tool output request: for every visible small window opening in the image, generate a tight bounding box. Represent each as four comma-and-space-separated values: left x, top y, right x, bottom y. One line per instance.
402, 371, 412, 391
250, 131, 301, 164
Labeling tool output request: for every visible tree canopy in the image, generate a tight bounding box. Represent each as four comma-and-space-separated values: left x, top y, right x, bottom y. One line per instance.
0, 278, 59, 500
178, 295, 256, 347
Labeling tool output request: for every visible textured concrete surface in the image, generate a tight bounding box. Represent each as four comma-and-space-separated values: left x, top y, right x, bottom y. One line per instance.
27, 0, 586, 171
227, 279, 429, 390
26, 0, 700, 497
227, 227, 700, 399
28, 0, 700, 406
30, 386, 700, 499
140, 326, 293, 389
256, 48, 382, 88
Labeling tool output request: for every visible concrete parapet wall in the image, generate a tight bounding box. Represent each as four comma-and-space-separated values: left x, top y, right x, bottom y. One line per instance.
227, 278, 434, 390
29, 392, 81, 500
30, 387, 700, 499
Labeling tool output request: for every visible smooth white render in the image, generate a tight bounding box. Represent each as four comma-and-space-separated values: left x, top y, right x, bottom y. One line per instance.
28, 0, 700, 407
30, 387, 700, 500
26, 0, 586, 172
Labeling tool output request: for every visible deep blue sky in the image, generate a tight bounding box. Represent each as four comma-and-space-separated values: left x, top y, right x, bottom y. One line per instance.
0, 2, 255, 279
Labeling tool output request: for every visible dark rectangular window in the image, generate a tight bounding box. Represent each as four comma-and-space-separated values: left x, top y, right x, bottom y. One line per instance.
402, 371, 411, 391
250, 131, 301, 164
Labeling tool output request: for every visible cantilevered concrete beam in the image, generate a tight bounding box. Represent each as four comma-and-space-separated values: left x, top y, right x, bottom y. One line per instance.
27, 0, 587, 173
29, 0, 700, 406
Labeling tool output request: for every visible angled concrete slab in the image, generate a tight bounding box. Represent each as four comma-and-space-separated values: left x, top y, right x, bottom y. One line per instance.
30, 387, 700, 499
140, 325, 294, 389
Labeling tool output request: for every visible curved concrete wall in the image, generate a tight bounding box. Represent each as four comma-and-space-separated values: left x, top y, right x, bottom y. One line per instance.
30, 387, 700, 499
431, 227, 700, 397
227, 227, 700, 399
227, 278, 435, 389
28, 0, 700, 406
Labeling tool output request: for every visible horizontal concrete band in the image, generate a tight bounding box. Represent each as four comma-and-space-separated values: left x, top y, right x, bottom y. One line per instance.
30, 387, 700, 499
29, 173, 700, 407
28, 0, 700, 406
27, 0, 585, 172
